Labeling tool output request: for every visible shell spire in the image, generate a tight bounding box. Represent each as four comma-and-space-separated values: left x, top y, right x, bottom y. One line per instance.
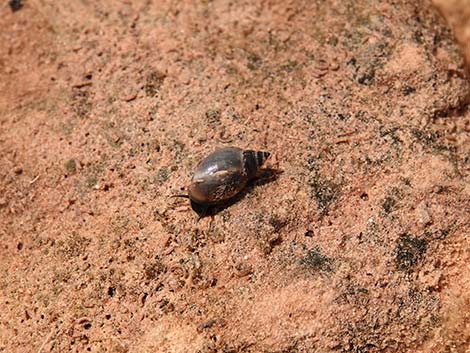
243, 150, 270, 179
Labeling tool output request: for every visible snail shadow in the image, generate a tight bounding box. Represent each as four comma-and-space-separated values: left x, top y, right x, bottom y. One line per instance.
191, 168, 283, 219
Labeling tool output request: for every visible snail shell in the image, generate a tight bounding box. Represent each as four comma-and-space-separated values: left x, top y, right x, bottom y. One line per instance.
188, 147, 270, 205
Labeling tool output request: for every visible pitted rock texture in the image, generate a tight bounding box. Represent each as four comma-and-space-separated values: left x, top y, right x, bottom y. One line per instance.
1, 0, 470, 352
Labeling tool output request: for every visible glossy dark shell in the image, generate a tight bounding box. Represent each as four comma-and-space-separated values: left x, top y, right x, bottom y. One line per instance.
188, 147, 270, 205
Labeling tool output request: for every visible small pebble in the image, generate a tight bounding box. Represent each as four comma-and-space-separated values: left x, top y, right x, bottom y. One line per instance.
417, 202, 432, 226
121, 91, 138, 102
13, 166, 23, 175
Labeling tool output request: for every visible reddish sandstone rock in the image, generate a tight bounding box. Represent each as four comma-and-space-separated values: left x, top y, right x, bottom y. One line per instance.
0, 0, 469, 352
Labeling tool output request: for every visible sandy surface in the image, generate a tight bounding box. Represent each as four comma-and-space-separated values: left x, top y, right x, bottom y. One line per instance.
1, 0, 470, 352
433, 0, 470, 69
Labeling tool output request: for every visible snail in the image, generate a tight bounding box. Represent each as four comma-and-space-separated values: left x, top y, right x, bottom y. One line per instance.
174, 146, 271, 216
